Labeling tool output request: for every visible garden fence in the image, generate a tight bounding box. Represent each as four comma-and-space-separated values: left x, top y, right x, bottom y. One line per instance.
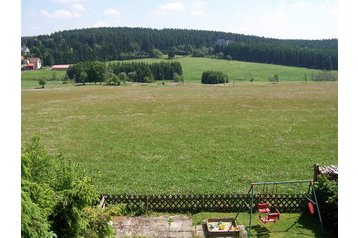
100, 193, 308, 213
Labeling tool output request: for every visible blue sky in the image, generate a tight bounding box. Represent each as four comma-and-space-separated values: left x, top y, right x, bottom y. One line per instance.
22, 0, 337, 39
21, 0, 338, 39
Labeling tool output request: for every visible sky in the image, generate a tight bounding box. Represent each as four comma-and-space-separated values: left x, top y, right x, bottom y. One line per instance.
22, 0, 338, 39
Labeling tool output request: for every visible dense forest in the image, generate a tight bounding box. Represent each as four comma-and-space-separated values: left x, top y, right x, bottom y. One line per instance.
21, 27, 338, 70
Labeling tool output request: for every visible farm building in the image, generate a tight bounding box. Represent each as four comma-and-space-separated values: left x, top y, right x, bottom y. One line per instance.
25, 63, 36, 70
51, 64, 71, 70
23, 58, 42, 70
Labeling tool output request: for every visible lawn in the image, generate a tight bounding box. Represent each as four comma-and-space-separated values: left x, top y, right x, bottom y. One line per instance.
192, 212, 335, 238
21, 81, 338, 194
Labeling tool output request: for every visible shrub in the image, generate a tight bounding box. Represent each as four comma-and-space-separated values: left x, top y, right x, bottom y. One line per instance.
21, 137, 113, 238
314, 175, 338, 236
225, 55, 232, 61
118, 72, 128, 85
105, 204, 126, 216
105, 72, 120, 86
127, 71, 137, 82
38, 79, 46, 88
168, 51, 175, 59
84, 207, 115, 238
268, 74, 279, 83
201, 71, 229, 84
173, 72, 184, 83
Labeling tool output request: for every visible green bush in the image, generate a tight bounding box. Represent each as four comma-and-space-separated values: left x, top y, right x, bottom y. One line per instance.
67, 61, 106, 85
105, 72, 120, 86
173, 73, 184, 83
21, 137, 114, 238
38, 79, 46, 88
268, 74, 279, 83
315, 175, 338, 236
201, 71, 229, 84
84, 207, 115, 238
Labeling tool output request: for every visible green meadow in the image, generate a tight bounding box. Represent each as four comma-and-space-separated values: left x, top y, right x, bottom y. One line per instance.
22, 80, 337, 194
116, 56, 338, 82
21, 56, 338, 88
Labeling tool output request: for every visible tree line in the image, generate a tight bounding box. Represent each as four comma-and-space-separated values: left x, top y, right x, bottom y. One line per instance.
22, 27, 338, 70
67, 61, 183, 84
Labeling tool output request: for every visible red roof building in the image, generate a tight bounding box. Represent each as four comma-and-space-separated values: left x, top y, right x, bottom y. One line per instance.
51, 64, 71, 70
25, 63, 36, 70
28, 58, 42, 70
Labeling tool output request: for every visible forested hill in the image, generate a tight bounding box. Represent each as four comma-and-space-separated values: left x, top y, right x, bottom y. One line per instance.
21, 27, 338, 70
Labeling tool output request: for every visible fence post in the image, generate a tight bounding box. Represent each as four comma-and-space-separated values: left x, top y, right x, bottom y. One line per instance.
201, 194, 205, 210
313, 164, 319, 182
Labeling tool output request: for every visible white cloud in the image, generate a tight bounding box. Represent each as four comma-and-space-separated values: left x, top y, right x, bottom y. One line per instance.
159, 2, 184, 11
154, 2, 184, 15
41, 3, 84, 19
291, 1, 307, 8
93, 21, 109, 28
104, 8, 121, 17
191, 0, 208, 17
191, 9, 207, 17
261, 11, 289, 24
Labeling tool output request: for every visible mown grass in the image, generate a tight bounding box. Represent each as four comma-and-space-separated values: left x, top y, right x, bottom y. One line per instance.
192, 212, 334, 238
22, 82, 337, 194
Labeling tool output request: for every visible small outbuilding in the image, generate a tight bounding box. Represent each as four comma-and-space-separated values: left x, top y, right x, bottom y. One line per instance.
51, 64, 71, 71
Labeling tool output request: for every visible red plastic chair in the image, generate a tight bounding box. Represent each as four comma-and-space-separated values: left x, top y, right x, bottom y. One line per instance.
307, 201, 315, 214
259, 210, 280, 223
256, 203, 270, 213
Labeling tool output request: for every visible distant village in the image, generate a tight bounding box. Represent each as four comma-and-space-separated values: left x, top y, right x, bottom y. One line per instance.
21, 46, 70, 71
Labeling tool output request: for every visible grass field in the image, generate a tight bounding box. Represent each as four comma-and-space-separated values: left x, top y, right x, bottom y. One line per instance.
22, 81, 337, 194
21, 67, 68, 88
116, 56, 338, 82
21, 56, 338, 89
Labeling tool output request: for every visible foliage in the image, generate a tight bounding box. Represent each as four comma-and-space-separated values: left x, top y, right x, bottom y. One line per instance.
67, 61, 106, 84
268, 74, 279, 83
225, 55, 232, 61
104, 204, 126, 216
127, 72, 137, 82
122, 202, 147, 216
151, 48, 164, 59
109, 61, 182, 81
38, 79, 46, 88
83, 207, 115, 238
201, 71, 229, 84
105, 72, 120, 86
314, 175, 338, 235
168, 51, 175, 59
173, 72, 184, 83
311, 70, 337, 81
21, 137, 114, 238
22, 27, 337, 70
118, 72, 128, 85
